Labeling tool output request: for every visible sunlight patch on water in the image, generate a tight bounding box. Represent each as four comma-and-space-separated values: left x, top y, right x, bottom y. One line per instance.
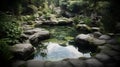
34, 42, 91, 61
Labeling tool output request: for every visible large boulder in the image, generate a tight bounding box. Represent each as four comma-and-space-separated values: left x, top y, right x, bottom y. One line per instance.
99, 35, 111, 40
75, 34, 106, 46
93, 32, 102, 38
92, 39, 106, 46
75, 34, 94, 45
10, 43, 34, 59
28, 28, 50, 46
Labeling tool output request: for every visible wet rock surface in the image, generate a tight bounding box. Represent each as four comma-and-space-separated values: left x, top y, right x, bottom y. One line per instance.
12, 36, 120, 67
10, 43, 34, 59
12, 16, 120, 67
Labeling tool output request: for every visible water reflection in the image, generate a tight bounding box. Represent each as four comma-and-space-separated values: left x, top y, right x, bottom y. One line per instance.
34, 42, 91, 61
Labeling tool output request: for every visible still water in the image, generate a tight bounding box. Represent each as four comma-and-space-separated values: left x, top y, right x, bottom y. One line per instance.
33, 25, 93, 61
34, 42, 91, 61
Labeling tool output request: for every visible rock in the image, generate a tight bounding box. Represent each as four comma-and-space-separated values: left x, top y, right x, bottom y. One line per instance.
29, 29, 50, 46
45, 61, 55, 67
10, 43, 34, 59
34, 20, 43, 27
45, 60, 73, 67
58, 18, 73, 25
93, 32, 102, 38
75, 34, 94, 45
26, 60, 45, 67
76, 24, 91, 33
92, 38, 106, 46
12, 60, 26, 67
75, 34, 106, 46
99, 35, 111, 40
95, 53, 113, 63
85, 58, 104, 67
68, 59, 86, 67
19, 34, 29, 43
100, 46, 120, 57
22, 25, 34, 31
106, 38, 118, 44
23, 28, 50, 46
51, 61, 72, 67
43, 19, 58, 25
24, 28, 46, 35
91, 27, 100, 32
106, 44, 120, 51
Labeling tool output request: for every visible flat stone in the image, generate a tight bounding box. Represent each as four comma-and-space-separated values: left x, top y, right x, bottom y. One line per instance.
93, 32, 102, 38
29, 28, 50, 45
95, 53, 113, 63
68, 59, 86, 67
19, 34, 29, 42
10, 43, 34, 59
99, 35, 111, 40
106, 44, 120, 52
26, 60, 45, 67
93, 39, 106, 46
52, 61, 72, 67
105, 63, 118, 67
75, 34, 94, 45
24, 28, 48, 35
45, 61, 55, 67
85, 58, 104, 67
91, 27, 100, 32
106, 38, 118, 44
100, 46, 120, 57
12, 60, 26, 67
45, 61, 72, 67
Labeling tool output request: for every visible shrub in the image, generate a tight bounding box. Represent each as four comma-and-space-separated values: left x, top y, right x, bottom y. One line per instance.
0, 39, 13, 64
67, 1, 89, 13
0, 13, 21, 45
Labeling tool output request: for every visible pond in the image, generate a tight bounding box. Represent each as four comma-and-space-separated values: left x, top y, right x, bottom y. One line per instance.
33, 25, 96, 61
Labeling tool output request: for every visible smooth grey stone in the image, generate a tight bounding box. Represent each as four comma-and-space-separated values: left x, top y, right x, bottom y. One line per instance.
86, 58, 103, 67
26, 60, 45, 67
95, 53, 113, 63
10, 43, 34, 59
100, 46, 120, 57
12, 60, 26, 67
68, 59, 86, 67
106, 44, 120, 52
99, 35, 111, 40
48, 61, 72, 67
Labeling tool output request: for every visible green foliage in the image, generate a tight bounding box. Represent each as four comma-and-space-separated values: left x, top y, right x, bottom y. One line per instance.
20, 14, 37, 21
0, 39, 13, 62
0, 13, 21, 45
73, 15, 83, 24
82, 17, 92, 25
73, 15, 92, 25
67, 1, 88, 13
60, 0, 89, 13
